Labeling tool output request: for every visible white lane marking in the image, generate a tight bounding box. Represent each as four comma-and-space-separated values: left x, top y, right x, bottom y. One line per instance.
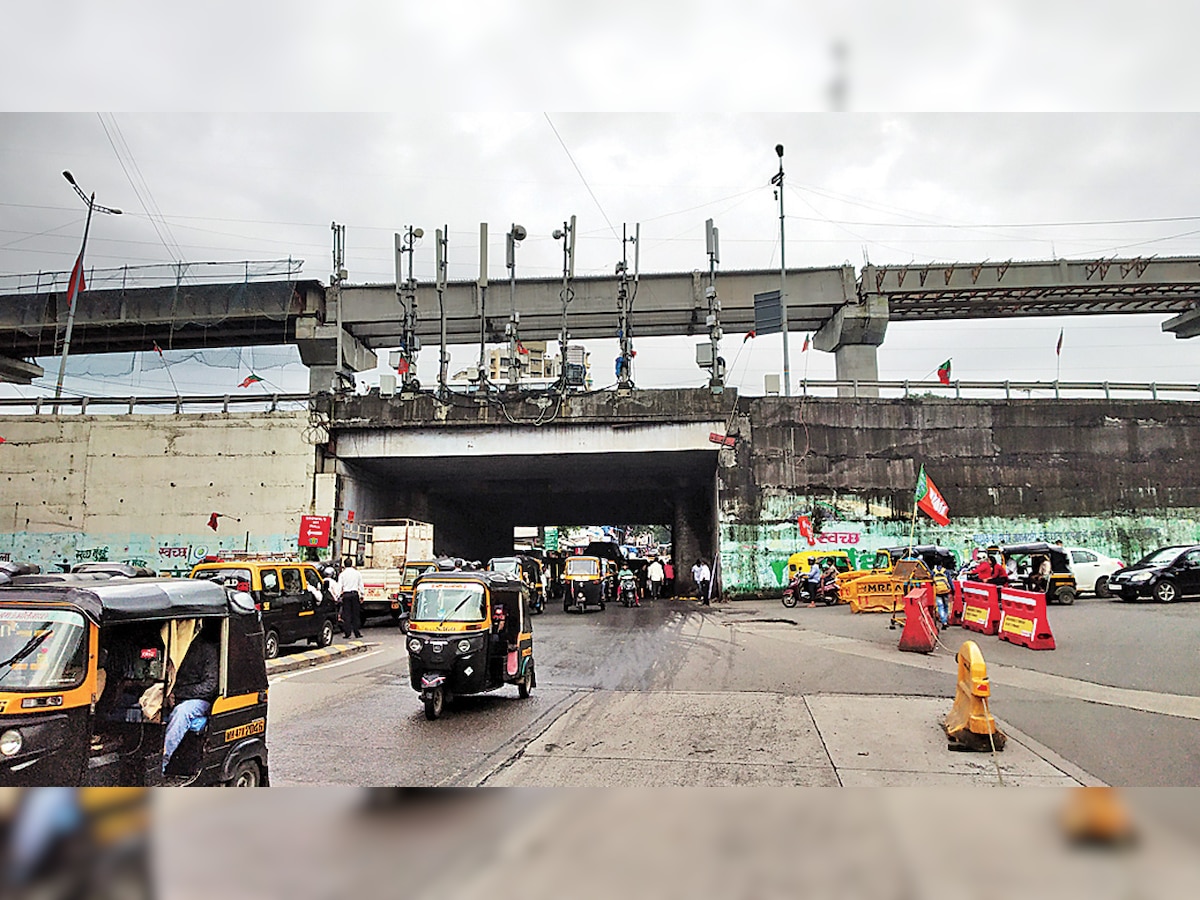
269, 648, 387, 683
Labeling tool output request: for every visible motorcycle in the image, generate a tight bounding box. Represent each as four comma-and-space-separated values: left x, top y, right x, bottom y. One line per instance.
782, 572, 840, 607
619, 576, 640, 607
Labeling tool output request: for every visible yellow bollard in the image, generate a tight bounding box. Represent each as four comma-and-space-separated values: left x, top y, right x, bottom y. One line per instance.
1062, 787, 1137, 846
944, 640, 1007, 751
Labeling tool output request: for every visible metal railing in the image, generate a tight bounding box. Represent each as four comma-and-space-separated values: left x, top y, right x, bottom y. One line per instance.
0, 379, 1197, 417
0, 259, 305, 296
793, 378, 1200, 401
0, 393, 312, 416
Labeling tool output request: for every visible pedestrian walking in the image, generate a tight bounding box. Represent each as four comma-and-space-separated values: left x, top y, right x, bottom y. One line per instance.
647, 558, 665, 599
338, 556, 364, 639
663, 559, 675, 597
692, 557, 711, 606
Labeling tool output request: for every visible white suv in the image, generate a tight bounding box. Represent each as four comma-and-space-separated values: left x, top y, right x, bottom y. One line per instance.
1067, 548, 1125, 598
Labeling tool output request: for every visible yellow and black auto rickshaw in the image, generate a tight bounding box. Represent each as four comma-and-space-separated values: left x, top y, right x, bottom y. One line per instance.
405, 571, 534, 721
0, 576, 269, 786
990, 541, 1078, 605
562, 555, 612, 613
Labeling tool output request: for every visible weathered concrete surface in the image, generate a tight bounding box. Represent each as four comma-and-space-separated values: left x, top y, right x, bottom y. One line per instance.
0, 411, 315, 570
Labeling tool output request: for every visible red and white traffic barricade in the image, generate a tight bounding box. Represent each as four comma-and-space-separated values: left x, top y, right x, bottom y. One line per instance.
949, 580, 966, 627
998, 586, 1056, 650
897, 583, 938, 653
960, 582, 1001, 636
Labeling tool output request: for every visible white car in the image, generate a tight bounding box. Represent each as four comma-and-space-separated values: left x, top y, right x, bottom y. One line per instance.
1067, 547, 1125, 597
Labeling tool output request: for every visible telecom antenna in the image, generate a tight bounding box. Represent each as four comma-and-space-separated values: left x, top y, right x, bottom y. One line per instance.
553, 216, 578, 392
505, 223, 527, 387
698, 218, 725, 394
435, 226, 449, 395
615, 223, 640, 393
476, 223, 489, 388
330, 222, 351, 393
394, 225, 423, 394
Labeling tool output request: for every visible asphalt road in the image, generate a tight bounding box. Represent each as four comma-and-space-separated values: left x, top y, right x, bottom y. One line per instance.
265, 593, 1200, 786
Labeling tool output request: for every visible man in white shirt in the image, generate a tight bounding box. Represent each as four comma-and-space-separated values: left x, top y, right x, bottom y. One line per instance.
337, 557, 365, 638
691, 558, 711, 606
647, 559, 665, 599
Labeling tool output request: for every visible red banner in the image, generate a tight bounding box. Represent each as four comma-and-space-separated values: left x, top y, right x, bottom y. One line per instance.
300, 515, 332, 548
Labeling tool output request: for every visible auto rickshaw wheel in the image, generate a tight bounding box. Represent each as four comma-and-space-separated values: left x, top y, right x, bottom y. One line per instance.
226, 760, 261, 787
264, 629, 280, 659
424, 686, 445, 720
1057, 587, 1077, 606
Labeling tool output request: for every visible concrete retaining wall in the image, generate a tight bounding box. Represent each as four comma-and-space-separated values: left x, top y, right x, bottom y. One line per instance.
0, 411, 315, 572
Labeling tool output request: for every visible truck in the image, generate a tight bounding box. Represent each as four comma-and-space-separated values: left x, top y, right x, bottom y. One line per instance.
358, 520, 434, 622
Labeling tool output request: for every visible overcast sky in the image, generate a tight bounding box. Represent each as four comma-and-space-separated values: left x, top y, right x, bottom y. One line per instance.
2, 3, 1199, 397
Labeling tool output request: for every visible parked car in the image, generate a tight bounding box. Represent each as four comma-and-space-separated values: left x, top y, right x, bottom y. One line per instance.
1066, 547, 1125, 597
1108, 545, 1200, 603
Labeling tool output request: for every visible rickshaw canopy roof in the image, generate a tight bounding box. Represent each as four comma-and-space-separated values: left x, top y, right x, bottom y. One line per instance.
0, 577, 251, 625
992, 542, 1071, 562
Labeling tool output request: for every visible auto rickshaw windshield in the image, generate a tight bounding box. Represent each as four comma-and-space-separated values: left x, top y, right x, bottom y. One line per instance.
489, 559, 520, 576
872, 552, 891, 569
412, 582, 486, 623
0, 607, 89, 690
566, 558, 599, 576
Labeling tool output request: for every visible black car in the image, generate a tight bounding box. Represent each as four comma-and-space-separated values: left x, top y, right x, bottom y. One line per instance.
1108, 545, 1200, 603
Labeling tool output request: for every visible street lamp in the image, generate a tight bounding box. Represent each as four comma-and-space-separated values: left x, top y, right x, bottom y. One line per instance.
54, 171, 121, 408
771, 144, 792, 397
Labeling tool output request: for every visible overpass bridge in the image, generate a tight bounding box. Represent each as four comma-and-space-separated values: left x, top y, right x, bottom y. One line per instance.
2, 254, 1198, 390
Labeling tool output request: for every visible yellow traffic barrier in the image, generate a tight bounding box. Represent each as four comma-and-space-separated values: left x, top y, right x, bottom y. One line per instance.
944, 640, 1007, 752
1062, 787, 1137, 846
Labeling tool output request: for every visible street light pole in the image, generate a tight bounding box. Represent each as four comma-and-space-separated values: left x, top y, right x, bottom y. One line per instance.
772, 144, 791, 397
54, 171, 121, 409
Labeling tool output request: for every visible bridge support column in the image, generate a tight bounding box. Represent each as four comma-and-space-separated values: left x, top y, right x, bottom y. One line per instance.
673, 484, 714, 599
295, 318, 377, 394
812, 296, 889, 397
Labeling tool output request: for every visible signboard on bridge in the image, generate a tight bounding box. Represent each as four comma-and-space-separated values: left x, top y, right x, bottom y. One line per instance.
753, 290, 783, 335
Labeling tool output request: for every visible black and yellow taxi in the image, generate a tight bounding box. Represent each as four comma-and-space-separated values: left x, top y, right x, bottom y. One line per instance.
188, 556, 336, 658
0, 576, 269, 786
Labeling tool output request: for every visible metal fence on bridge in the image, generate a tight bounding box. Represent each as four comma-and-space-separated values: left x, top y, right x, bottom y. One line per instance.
0, 380, 1198, 417
0, 259, 305, 296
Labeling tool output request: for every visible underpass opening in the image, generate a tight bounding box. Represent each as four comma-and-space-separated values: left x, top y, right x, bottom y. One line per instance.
336, 449, 718, 596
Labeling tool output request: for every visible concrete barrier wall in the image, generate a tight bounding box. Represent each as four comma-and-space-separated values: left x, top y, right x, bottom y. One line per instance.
719, 398, 1200, 595
0, 411, 315, 572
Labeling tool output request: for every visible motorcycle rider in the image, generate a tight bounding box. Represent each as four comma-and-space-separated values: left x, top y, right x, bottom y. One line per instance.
618, 563, 640, 607
803, 559, 822, 606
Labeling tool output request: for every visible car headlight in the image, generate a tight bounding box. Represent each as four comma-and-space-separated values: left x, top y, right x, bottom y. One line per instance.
0, 729, 22, 757
457, 639, 472, 654
407, 637, 422, 653
1127, 571, 1154, 582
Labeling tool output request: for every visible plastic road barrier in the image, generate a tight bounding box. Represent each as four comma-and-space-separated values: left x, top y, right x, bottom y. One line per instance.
960, 582, 1001, 636
897, 583, 938, 653
944, 639, 1007, 752
998, 586, 1056, 650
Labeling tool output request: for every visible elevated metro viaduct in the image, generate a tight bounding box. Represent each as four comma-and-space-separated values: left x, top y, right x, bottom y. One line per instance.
324, 388, 1200, 596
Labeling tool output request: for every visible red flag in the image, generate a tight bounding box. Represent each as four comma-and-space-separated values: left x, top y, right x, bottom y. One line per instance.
1056, 328, 1064, 356
396, 359, 410, 375
517, 341, 530, 355
743, 330, 756, 342
797, 514, 816, 547
937, 359, 951, 385
207, 512, 221, 531
802, 334, 810, 352
66, 252, 86, 298
914, 465, 950, 526
0, 436, 6, 444
238, 374, 264, 388
153, 342, 164, 357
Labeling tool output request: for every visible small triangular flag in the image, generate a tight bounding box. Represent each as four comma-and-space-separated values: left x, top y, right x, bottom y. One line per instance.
802, 334, 810, 352
743, 330, 756, 342
937, 359, 952, 385
238, 374, 265, 388
207, 512, 221, 531
153, 342, 164, 357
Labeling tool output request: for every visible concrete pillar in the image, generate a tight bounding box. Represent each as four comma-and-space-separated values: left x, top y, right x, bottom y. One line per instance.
812, 296, 889, 398
673, 486, 713, 598
295, 319, 377, 394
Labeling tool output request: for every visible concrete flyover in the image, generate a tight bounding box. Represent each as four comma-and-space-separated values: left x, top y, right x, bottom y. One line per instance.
4, 253, 1199, 389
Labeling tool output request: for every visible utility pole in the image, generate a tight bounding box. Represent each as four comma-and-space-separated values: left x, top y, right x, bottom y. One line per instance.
772, 144, 792, 396
702, 218, 725, 394
54, 171, 121, 411
615, 223, 639, 394
435, 225, 449, 395
505, 224, 527, 387
554, 216, 577, 391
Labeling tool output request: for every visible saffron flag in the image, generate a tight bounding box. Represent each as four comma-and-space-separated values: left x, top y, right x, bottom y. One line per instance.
66, 252, 86, 298
1056, 328, 1064, 356
914, 465, 950, 526
797, 514, 816, 546
517, 341, 530, 355
802, 334, 810, 352
743, 330, 756, 342
238, 374, 264, 388
937, 359, 951, 385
